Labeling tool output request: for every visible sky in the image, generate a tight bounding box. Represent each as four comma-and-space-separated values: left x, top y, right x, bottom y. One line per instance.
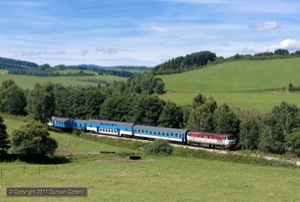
1, 0, 300, 67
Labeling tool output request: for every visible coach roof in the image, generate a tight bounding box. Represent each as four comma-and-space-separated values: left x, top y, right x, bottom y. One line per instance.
133, 125, 187, 134
87, 119, 134, 127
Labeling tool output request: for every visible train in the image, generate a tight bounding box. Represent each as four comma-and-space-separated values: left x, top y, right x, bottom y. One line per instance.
49, 117, 236, 149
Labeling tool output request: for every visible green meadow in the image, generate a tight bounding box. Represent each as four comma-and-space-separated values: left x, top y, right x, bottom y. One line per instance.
1, 115, 300, 201
159, 58, 300, 111
0, 74, 125, 89
53, 69, 97, 75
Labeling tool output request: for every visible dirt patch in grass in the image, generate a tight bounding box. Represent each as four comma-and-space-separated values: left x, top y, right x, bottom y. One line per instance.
55, 150, 113, 155
94, 158, 154, 163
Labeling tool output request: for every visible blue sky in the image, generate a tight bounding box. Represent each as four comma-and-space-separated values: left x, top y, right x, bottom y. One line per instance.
1, 0, 300, 66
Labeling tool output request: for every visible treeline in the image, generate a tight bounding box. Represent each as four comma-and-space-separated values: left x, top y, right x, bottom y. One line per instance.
9, 64, 136, 78
110, 66, 151, 71
0, 57, 38, 69
153, 48, 300, 75
1, 78, 300, 157
226, 48, 300, 61
0, 56, 142, 78
153, 51, 217, 75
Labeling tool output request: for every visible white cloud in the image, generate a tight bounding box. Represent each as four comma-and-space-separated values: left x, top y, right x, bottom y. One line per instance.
148, 25, 168, 33
15, 50, 66, 57
249, 21, 280, 32
95, 47, 118, 55
244, 39, 300, 53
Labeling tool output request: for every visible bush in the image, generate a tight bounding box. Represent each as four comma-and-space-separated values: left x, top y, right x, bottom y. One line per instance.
286, 129, 300, 157
11, 120, 58, 158
145, 139, 173, 155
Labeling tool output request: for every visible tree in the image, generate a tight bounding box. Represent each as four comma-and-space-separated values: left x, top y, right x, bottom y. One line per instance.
237, 109, 263, 150
0, 80, 27, 115
155, 78, 165, 94
213, 104, 240, 140
84, 89, 106, 119
0, 116, 10, 152
27, 82, 55, 123
132, 95, 165, 126
259, 102, 300, 154
274, 49, 289, 55
158, 101, 183, 128
11, 120, 57, 158
192, 93, 206, 109
181, 104, 192, 129
285, 129, 300, 157
100, 95, 128, 122
187, 95, 217, 131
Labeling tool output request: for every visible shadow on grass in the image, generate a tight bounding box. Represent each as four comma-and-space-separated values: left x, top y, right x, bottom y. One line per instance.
0, 153, 71, 165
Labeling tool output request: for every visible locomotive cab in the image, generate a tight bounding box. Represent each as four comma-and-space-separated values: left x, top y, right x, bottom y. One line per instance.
223, 135, 235, 149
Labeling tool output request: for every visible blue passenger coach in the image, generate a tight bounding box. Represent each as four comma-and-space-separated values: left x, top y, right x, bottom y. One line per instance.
52, 117, 74, 129
133, 125, 187, 143
86, 119, 134, 137
74, 119, 87, 130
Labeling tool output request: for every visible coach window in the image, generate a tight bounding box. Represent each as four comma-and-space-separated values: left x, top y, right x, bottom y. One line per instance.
150, 131, 152, 135
154, 132, 156, 135
158, 132, 161, 136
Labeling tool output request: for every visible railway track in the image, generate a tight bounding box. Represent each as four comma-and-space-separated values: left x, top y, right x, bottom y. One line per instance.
87, 131, 300, 167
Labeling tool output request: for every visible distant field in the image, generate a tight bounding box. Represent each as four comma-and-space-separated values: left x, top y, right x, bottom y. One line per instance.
108, 67, 151, 73
53, 69, 97, 75
159, 58, 300, 111
1, 115, 300, 201
0, 74, 125, 89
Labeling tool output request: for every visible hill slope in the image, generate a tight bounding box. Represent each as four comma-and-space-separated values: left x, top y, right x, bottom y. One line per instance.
0, 57, 38, 70
158, 58, 300, 111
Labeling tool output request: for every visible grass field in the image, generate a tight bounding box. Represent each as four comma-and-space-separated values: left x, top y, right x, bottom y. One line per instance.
0, 74, 125, 89
158, 58, 300, 111
1, 115, 300, 201
53, 69, 97, 75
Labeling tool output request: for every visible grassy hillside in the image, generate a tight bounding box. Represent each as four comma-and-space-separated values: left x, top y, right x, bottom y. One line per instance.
0, 74, 126, 89
159, 58, 300, 111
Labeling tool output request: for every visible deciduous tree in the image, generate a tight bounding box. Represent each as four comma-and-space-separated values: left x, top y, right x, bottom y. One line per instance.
11, 120, 57, 158
285, 129, 300, 157
27, 82, 55, 123
187, 95, 217, 131
259, 102, 300, 154
0, 80, 27, 115
158, 101, 183, 128
213, 104, 240, 141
